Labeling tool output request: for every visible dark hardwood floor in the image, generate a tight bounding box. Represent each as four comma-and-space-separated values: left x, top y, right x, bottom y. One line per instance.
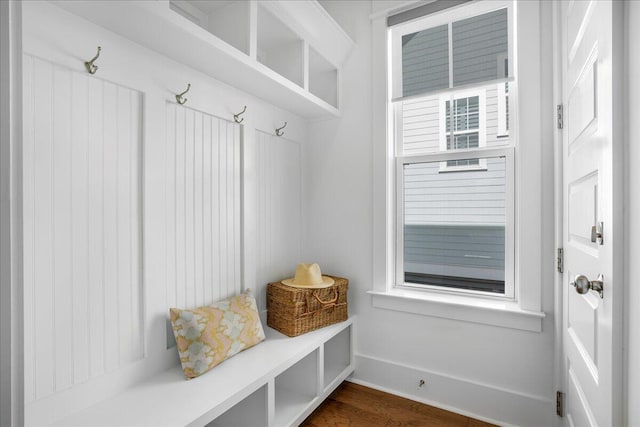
301, 382, 497, 427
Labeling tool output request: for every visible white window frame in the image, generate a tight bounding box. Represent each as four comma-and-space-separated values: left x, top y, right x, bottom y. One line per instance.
392, 2, 513, 299
371, 0, 548, 331
438, 88, 488, 172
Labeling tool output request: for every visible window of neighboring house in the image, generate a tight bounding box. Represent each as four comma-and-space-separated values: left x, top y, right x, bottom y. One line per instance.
391, 2, 514, 298
439, 91, 487, 171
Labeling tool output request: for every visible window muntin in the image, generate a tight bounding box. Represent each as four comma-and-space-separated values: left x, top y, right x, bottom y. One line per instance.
391, 3, 515, 298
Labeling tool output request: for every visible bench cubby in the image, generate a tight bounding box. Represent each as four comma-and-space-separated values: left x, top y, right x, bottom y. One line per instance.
324, 325, 352, 389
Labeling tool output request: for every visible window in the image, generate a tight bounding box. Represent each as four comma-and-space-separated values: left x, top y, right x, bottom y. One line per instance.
391, 3, 515, 298
439, 90, 487, 171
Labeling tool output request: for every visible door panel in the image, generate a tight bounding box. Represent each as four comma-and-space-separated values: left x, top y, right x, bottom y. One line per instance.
561, 0, 620, 426
567, 287, 599, 368
568, 367, 597, 427
568, 172, 597, 250
567, 60, 597, 144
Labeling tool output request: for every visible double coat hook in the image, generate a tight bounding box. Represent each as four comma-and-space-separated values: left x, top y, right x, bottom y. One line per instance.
234, 106, 247, 123
176, 83, 191, 105
85, 46, 101, 75
275, 122, 287, 137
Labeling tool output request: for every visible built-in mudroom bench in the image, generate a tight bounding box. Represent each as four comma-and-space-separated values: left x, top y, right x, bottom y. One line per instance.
49, 319, 354, 427
19, 0, 355, 425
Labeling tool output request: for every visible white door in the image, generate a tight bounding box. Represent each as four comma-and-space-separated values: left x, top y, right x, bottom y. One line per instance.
560, 1, 622, 426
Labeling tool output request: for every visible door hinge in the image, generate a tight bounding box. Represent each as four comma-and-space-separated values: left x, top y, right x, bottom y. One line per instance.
557, 248, 564, 273
556, 390, 564, 417
557, 104, 564, 129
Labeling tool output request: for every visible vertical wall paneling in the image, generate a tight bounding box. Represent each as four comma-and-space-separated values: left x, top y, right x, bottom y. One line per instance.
22, 55, 143, 403
211, 117, 221, 303
70, 69, 89, 386
219, 120, 228, 298
32, 56, 55, 400
22, 51, 35, 404
165, 104, 243, 311
86, 76, 105, 379
255, 130, 302, 311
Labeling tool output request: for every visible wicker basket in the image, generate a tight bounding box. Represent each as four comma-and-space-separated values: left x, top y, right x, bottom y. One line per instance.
267, 276, 348, 337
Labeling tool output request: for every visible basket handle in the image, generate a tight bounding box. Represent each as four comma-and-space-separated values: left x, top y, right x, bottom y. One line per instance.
300, 288, 344, 317
313, 288, 338, 306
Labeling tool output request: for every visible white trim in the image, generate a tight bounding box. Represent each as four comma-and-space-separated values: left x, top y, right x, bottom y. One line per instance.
369, 287, 542, 331
551, 0, 565, 419
624, 2, 640, 425
351, 354, 557, 427
0, 1, 23, 425
374, 0, 546, 319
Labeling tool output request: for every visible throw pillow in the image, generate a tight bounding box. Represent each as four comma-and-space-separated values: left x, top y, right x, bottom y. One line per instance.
169, 291, 265, 379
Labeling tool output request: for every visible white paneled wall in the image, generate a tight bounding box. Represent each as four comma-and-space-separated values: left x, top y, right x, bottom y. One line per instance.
255, 130, 302, 310
165, 104, 242, 309
21, 2, 307, 423
22, 55, 143, 403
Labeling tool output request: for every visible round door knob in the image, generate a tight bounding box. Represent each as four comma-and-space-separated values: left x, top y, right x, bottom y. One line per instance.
572, 275, 591, 294
570, 274, 604, 298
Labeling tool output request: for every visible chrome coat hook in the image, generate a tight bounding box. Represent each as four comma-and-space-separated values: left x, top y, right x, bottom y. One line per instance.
233, 106, 247, 123
275, 121, 287, 137
84, 46, 101, 75
176, 83, 191, 105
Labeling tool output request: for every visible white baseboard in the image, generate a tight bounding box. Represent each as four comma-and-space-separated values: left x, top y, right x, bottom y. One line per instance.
351, 353, 558, 427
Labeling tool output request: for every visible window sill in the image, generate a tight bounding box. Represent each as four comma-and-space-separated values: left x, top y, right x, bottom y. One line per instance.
368, 288, 545, 332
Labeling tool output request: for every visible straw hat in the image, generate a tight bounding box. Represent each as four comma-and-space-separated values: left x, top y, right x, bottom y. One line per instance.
281, 263, 335, 289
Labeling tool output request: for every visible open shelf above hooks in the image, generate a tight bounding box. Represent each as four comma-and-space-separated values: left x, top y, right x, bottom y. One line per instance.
53, 0, 354, 119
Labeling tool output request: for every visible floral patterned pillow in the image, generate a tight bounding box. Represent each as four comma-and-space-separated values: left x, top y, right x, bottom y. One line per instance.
169, 291, 266, 379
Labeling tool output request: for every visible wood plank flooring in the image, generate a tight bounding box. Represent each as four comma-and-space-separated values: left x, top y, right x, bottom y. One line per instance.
301, 382, 497, 427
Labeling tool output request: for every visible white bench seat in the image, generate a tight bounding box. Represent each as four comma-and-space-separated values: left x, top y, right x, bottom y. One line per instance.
51, 317, 354, 427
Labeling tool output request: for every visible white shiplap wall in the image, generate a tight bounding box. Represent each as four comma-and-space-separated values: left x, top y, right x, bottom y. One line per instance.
21, 1, 307, 423
165, 104, 242, 310
23, 55, 143, 403
254, 130, 302, 311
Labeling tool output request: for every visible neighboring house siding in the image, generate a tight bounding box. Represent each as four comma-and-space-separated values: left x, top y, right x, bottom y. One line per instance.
402, 96, 440, 154
403, 157, 506, 225
402, 24, 449, 97
404, 224, 505, 281
401, 8, 508, 96
486, 86, 501, 143
451, 9, 508, 86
